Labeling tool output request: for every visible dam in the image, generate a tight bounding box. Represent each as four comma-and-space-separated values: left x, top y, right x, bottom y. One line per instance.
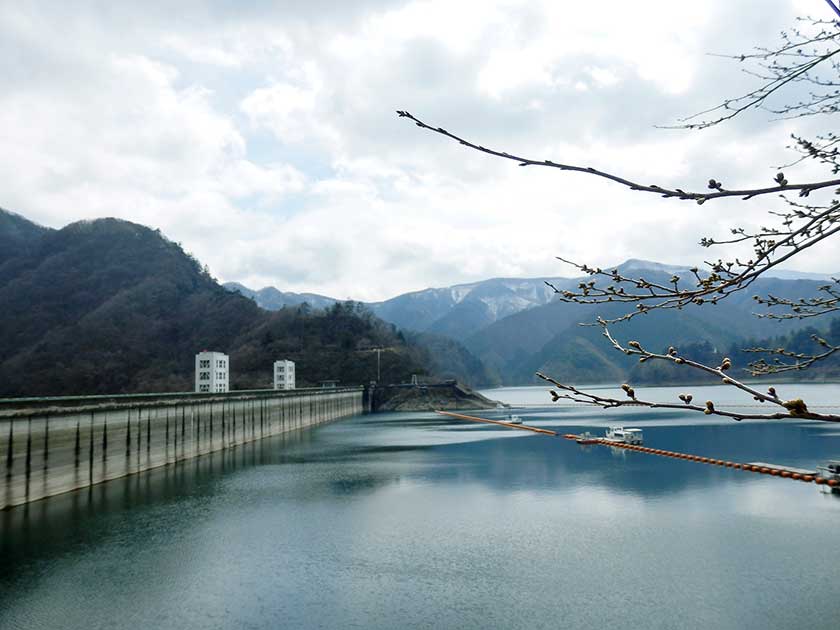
1, 386, 364, 509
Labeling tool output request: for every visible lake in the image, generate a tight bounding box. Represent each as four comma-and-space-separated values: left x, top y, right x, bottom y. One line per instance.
2, 384, 839, 629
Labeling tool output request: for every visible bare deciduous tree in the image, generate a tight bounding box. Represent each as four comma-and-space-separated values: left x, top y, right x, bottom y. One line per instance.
399, 14, 840, 423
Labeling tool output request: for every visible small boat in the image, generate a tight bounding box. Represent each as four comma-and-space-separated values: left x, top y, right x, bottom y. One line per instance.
816, 460, 840, 494
604, 426, 644, 445
817, 460, 840, 482
506, 414, 523, 425
576, 431, 598, 444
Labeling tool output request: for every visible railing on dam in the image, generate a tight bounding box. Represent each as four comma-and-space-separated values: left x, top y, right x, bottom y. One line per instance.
1, 387, 364, 510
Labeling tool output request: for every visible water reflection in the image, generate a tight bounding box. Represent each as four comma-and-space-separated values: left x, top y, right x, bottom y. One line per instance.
2, 386, 840, 630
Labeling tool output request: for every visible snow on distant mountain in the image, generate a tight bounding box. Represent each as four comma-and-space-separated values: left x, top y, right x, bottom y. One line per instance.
226, 259, 838, 342
616, 259, 691, 274
227, 275, 567, 336
616, 258, 836, 282
367, 276, 566, 338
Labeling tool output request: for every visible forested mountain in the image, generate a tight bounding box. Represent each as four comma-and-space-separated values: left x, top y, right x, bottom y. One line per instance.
0, 208, 50, 264
229, 259, 837, 386
222, 289, 497, 387
0, 212, 445, 397
463, 269, 837, 384
402, 331, 497, 386
623, 317, 840, 385
232, 258, 837, 342
224, 282, 338, 311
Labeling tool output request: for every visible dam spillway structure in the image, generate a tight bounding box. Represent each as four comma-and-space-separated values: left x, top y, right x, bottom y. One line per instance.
1, 386, 364, 510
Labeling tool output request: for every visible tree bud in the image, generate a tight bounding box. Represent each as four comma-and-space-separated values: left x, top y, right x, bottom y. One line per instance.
782, 398, 808, 416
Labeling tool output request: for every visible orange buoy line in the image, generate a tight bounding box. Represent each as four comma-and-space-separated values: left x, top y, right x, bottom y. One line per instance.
433, 413, 838, 488
563, 434, 840, 488
435, 411, 558, 436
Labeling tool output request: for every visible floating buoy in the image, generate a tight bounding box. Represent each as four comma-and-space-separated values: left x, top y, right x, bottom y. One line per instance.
559, 430, 827, 489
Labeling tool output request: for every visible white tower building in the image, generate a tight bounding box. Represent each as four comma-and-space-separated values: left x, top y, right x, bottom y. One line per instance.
195, 351, 230, 393
273, 360, 295, 390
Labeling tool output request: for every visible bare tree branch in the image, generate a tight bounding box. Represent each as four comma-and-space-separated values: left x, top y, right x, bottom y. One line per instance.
396, 110, 840, 203
753, 278, 840, 320
539, 200, 840, 324
746, 332, 840, 374
672, 16, 840, 128
537, 322, 840, 422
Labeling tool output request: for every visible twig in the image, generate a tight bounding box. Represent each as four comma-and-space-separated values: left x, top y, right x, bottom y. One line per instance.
536, 322, 840, 423
396, 111, 840, 203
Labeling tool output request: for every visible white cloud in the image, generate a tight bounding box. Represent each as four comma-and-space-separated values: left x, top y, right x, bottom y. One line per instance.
2, 0, 835, 302
160, 34, 243, 68
240, 68, 342, 151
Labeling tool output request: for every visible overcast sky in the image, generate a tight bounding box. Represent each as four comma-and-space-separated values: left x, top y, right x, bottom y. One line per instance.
1, 0, 836, 300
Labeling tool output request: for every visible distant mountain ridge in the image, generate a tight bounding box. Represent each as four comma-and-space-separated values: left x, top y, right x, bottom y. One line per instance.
225, 275, 563, 334
368, 275, 564, 338
462, 269, 836, 384
224, 282, 338, 311
227, 259, 840, 386
609, 258, 838, 282
228, 258, 839, 338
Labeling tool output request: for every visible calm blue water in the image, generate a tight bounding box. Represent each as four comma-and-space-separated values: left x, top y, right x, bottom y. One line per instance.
2, 384, 839, 630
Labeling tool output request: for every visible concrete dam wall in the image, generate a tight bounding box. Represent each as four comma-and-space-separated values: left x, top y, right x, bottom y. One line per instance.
1, 387, 364, 509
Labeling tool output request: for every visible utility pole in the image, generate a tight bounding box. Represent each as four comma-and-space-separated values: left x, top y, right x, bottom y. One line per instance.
358, 347, 386, 384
